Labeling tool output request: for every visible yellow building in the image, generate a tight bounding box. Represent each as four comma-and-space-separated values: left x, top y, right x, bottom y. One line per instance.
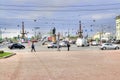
92, 32, 101, 40
92, 32, 111, 41
116, 15, 120, 40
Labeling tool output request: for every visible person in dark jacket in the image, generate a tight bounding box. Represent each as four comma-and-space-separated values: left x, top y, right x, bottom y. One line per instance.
31, 42, 36, 52
67, 42, 70, 51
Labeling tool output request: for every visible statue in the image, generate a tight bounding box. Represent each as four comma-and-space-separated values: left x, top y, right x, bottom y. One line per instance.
52, 27, 56, 34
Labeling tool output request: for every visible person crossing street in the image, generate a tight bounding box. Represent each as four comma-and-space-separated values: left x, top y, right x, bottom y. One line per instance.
31, 42, 36, 52
67, 42, 70, 51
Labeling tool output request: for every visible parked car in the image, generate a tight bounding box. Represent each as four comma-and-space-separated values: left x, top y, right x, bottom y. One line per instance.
91, 41, 99, 46
100, 43, 119, 50
59, 41, 67, 47
113, 40, 120, 44
47, 42, 61, 48
8, 43, 25, 49
76, 38, 89, 47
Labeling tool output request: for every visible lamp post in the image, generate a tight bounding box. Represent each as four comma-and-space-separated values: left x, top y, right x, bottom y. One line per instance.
57, 32, 60, 51
34, 27, 40, 40
17, 25, 20, 39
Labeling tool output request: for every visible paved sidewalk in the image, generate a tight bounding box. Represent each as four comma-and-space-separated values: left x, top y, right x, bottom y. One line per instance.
0, 50, 120, 80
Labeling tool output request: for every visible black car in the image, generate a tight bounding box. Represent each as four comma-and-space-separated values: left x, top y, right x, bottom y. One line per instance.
8, 43, 25, 49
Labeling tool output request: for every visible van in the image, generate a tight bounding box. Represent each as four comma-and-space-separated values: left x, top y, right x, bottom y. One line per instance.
76, 38, 89, 47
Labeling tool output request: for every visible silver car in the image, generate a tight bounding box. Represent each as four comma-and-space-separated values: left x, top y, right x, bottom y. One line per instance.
100, 43, 119, 50
47, 42, 61, 48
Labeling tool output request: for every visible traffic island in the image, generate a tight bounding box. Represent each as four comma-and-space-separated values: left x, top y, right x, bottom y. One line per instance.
0, 50, 16, 59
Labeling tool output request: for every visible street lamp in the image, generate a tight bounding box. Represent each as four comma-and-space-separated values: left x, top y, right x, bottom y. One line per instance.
57, 32, 60, 51
34, 27, 40, 40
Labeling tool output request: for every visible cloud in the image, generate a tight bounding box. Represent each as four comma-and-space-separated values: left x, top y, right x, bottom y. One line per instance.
91, 13, 117, 20
81, 13, 118, 20
14, 12, 53, 19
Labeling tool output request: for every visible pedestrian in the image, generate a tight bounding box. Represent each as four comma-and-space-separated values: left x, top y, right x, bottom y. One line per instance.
67, 42, 70, 51
31, 42, 36, 52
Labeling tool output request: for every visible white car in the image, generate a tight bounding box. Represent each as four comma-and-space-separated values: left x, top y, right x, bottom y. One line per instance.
76, 38, 89, 47
91, 41, 99, 46
59, 41, 67, 47
47, 42, 61, 48
100, 43, 119, 50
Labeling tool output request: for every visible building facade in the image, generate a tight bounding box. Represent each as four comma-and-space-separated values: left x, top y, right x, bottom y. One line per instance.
116, 15, 120, 40
92, 32, 111, 41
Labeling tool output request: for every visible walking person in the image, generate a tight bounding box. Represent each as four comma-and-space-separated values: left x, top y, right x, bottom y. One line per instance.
67, 42, 70, 51
31, 42, 36, 52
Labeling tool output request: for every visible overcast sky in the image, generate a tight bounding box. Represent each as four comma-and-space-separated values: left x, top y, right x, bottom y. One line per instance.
0, 0, 120, 38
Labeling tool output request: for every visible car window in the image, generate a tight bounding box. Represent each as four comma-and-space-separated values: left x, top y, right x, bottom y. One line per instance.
105, 44, 109, 45
17, 43, 22, 46
13, 44, 17, 46
109, 44, 112, 46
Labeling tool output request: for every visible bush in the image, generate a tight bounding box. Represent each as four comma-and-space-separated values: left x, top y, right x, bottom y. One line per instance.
0, 50, 4, 54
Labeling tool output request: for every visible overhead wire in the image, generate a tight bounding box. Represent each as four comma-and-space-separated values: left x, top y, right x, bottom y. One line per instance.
0, 3, 120, 12
0, 8, 120, 12
0, 3, 120, 7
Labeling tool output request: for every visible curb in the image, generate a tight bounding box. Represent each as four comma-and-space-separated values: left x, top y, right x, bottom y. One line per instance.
3, 53, 16, 59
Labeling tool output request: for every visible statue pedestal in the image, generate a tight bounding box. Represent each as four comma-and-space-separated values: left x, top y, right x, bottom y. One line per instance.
52, 34, 56, 43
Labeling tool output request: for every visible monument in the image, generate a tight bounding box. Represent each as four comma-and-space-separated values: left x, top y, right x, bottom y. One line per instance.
21, 22, 27, 39
52, 27, 56, 43
78, 21, 83, 38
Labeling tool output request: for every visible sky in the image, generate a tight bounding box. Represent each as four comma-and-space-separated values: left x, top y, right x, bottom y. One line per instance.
0, 0, 120, 38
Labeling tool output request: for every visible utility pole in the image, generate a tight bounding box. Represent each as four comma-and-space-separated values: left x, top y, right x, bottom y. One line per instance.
68, 28, 70, 38
34, 27, 40, 40
100, 25, 104, 44
57, 32, 60, 51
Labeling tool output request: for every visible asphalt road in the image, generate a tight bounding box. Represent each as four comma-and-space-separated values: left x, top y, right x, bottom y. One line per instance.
0, 41, 100, 53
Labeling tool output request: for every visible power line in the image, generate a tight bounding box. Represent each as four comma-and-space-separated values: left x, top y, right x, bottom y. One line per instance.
0, 3, 120, 7
0, 8, 120, 12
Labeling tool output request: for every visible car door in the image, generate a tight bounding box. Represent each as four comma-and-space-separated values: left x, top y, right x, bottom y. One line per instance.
104, 44, 109, 49
17, 44, 22, 48
109, 44, 114, 49
13, 44, 17, 48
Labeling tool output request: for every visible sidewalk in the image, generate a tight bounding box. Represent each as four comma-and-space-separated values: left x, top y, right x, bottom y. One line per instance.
0, 50, 120, 80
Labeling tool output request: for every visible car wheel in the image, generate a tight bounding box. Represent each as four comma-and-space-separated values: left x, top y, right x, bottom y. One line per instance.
103, 47, 106, 50
115, 47, 119, 50
22, 46, 25, 49
82, 45, 84, 47
10, 47, 13, 49
12, 47, 15, 49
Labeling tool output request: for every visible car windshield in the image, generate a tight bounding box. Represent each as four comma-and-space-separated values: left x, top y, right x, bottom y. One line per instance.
103, 43, 113, 46
14, 43, 22, 46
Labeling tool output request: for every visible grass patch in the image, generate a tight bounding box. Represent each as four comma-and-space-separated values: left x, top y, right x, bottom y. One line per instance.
0, 52, 12, 58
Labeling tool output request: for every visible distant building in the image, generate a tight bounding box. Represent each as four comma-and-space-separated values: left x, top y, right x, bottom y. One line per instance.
92, 32, 101, 40
116, 15, 120, 40
92, 32, 111, 41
